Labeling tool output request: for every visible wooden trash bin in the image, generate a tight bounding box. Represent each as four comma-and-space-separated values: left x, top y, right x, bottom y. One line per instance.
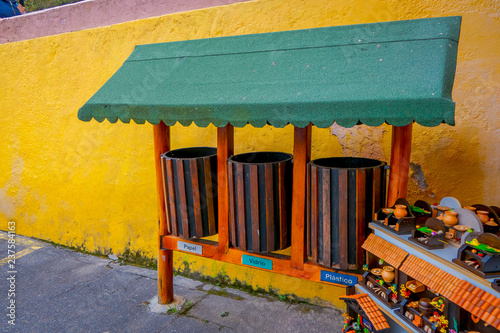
161, 147, 218, 239
307, 157, 386, 270
228, 152, 292, 253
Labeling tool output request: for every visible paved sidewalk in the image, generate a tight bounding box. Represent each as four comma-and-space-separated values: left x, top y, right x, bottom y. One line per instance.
0, 232, 344, 332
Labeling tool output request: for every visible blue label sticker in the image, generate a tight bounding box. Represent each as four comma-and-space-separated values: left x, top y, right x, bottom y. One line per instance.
320, 270, 358, 286
242, 255, 273, 270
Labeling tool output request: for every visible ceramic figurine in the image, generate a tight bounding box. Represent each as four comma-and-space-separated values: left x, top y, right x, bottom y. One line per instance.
477, 210, 490, 223
443, 210, 459, 227
486, 219, 498, 226
464, 206, 477, 213
382, 266, 395, 283
436, 205, 451, 217
485, 219, 499, 233
394, 205, 407, 218
419, 298, 433, 316
382, 208, 394, 214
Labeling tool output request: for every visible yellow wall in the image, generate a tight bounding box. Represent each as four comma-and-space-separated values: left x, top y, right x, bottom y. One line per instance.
0, 0, 499, 308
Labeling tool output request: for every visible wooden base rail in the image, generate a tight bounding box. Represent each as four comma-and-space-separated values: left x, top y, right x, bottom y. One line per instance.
161, 234, 362, 287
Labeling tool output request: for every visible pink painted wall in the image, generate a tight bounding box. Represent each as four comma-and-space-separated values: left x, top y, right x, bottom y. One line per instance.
0, 0, 248, 44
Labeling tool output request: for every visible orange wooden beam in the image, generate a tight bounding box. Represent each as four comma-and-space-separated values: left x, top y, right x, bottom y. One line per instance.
291, 124, 312, 270
153, 121, 174, 304
387, 123, 413, 207
217, 124, 234, 254
162, 234, 361, 287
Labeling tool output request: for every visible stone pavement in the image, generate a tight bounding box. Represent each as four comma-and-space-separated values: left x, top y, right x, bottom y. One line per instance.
0, 231, 344, 332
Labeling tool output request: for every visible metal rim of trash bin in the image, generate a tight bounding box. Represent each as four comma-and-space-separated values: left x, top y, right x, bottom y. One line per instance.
164, 147, 217, 159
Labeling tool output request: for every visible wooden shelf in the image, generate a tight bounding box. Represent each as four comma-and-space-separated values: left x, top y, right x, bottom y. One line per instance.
362, 274, 399, 309
356, 284, 414, 333
394, 305, 439, 333
370, 223, 500, 297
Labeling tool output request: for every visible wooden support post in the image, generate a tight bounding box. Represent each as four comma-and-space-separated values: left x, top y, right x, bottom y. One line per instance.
291, 124, 312, 270
387, 123, 413, 207
217, 124, 234, 254
153, 121, 174, 304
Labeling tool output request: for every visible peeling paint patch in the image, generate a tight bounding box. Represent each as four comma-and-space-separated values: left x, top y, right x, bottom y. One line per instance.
409, 162, 434, 198
0, 155, 24, 221
0, 188, 15, 220
330, 123, 388, 160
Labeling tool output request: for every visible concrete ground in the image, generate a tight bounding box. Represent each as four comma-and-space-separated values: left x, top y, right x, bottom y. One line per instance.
0, 231, 345, 332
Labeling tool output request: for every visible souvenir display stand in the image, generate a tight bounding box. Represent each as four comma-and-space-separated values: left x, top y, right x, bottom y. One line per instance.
360, 222, 500, 332
78, 15, 462, 325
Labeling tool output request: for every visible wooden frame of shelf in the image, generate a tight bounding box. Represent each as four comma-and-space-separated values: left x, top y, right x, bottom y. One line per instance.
370, 222, 500, 294
161, 234, 362, 286
361, 273, 398, 309
356, 284, 415, 333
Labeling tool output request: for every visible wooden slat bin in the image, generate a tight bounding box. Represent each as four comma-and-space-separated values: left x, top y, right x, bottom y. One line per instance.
307, 157, 386, 270
161, 147, 218, 239
228, 152, 292, 253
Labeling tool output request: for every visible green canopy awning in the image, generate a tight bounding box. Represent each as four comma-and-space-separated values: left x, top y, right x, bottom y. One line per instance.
78, 16, 461, 128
